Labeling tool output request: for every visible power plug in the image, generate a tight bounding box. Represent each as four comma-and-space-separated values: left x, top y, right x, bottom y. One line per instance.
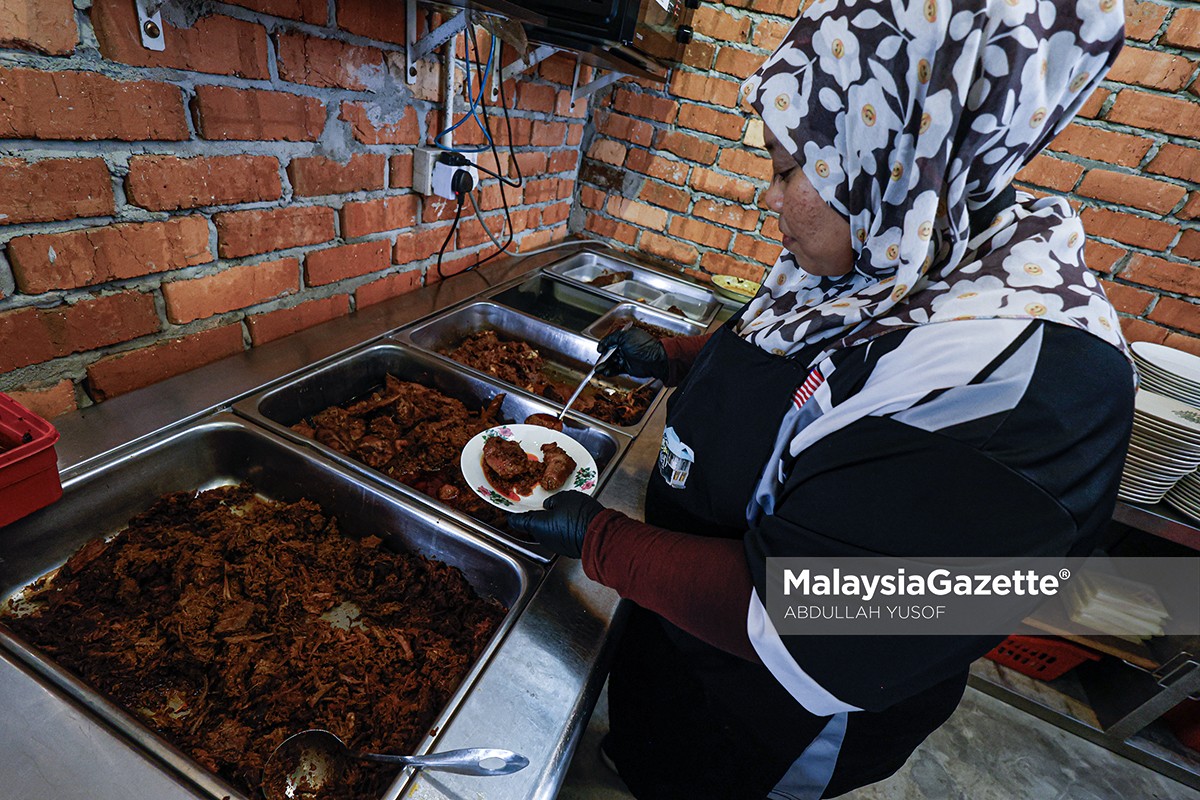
414, 146, 478, 199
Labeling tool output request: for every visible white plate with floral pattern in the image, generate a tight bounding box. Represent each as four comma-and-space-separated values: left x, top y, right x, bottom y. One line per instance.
461, 424, 599, 513
1135, 390, 1200, 436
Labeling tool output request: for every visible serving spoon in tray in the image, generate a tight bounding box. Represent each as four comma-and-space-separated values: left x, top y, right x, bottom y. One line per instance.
556, 343, 619, 421
524, 322, 631, 432
262, 729, 528, 799
555, 320, 638, 420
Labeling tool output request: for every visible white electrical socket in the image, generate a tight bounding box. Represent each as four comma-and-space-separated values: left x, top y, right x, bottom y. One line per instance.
413, 146, 478, 200
413, 146, 439, 196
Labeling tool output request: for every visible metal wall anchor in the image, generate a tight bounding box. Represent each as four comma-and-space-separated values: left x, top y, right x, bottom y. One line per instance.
136, 0, 165, 52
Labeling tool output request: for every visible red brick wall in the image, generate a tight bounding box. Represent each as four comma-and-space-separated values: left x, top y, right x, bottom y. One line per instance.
0, 0, 587, 418
578, 1, 1200, 356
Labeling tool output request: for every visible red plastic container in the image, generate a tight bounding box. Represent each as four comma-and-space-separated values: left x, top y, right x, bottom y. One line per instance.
1163, 698, 1200, 754
0, 393, 62, 528
984, 635, 1101, 681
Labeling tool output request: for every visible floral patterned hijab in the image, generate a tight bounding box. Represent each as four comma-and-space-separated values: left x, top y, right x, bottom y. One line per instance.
736, 0, 1129, 361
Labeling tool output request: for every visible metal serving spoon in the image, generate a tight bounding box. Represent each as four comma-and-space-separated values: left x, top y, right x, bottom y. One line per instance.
261, 729, 529, 800
556, 344, 618, 422
554, 320, 634, 422
525, 321, 638, 431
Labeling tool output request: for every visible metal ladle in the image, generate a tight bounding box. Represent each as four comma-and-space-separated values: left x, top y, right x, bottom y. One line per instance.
262, 729, 529, 800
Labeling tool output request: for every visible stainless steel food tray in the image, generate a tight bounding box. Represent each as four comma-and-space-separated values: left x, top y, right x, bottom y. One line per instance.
233, 342, 630, 559
0, 414, 541, 800
546, 251, 720, 325
486, 274, 619, 334
583, 302, 707, 340
395, 302, 665, 434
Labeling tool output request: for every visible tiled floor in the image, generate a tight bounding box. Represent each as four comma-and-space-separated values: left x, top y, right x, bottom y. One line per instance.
557, 684, 1200, 800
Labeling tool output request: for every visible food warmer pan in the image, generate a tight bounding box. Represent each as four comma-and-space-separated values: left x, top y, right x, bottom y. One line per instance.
0, 414, 540, 800
234, 342, 629, 559
546, 251, 721, 325
487, 274, 619, 334
396, 302, 665, 434
583, 301, 707, 340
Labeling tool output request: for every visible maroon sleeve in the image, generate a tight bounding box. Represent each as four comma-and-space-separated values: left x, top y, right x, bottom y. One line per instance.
660, 334, 711, 386
581, 508, 760, 663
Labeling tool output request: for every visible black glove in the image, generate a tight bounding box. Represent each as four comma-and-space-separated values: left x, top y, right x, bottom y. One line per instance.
596, 328, 668, 380
507, 491, 606, 558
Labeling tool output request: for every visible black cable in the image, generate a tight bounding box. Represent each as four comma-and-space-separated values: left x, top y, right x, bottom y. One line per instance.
474, 28, 522, 188
470, 27, 518, 268
494, 47, 521, 186
435, 194, 466, 280
467, 189, 512, 255
473, 160, 519, 186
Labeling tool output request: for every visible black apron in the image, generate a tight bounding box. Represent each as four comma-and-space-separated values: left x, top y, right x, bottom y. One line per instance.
604, 322, 967, 800
646, 323, 812, 537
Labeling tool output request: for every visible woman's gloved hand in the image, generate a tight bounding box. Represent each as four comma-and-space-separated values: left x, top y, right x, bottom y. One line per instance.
507, 491, 606, 558
596, 328, 668, 380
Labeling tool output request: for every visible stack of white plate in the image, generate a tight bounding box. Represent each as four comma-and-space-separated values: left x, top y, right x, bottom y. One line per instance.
1119, 390, 1200, 504
1131, 342, 1200, 406
1164, 470, 1200, 523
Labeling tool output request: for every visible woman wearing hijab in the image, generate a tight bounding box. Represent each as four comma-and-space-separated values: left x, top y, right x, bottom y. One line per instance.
510, 1, 1135, 797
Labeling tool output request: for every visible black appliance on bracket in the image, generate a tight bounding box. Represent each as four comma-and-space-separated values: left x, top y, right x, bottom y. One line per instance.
507, 0, 700, 82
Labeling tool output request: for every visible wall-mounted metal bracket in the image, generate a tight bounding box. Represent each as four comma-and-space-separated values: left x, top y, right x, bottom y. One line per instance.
496, 44, 558, 86
488, 46, 624, 109
136, 0, 165, 52
489, 40, 503, 101
406, 0, 469, 85
1154, 653, 1200, 701
570, 56, 622, 110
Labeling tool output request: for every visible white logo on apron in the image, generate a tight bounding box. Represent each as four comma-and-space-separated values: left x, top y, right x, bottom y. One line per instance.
658, 426, 694, 489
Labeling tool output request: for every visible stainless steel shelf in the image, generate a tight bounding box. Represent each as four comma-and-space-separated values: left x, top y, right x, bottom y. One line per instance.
971, 497, 1200, 790
1114, 500, 1200, 550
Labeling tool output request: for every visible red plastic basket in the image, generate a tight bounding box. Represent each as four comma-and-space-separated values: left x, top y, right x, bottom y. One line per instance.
984, 635, 1101, 681
0, 393, 62, 528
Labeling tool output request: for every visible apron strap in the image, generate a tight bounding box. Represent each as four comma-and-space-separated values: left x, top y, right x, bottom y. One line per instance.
766, 712, 849, 800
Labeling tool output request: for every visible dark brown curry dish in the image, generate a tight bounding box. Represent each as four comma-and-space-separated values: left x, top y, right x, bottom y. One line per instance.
481, 438, 577, 499
588, 269, 632, 288
482, 436, 543, 498
524, 412, 564, 431
1, 485, 506, 800
444, 330, 656, 426
594, 317, 682, 340
292, 374, 510, 527
538, 442, 576, 491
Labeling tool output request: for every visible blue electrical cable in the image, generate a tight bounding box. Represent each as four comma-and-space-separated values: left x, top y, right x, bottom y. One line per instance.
434, 32, 494, 153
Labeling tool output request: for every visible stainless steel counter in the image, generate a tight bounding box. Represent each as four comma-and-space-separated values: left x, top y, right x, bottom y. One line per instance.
52, 248, 583, 477
0, 241, 695, 800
